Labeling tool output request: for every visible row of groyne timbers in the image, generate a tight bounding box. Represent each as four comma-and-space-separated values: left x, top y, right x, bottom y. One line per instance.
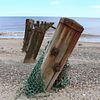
21, 17, 84, 97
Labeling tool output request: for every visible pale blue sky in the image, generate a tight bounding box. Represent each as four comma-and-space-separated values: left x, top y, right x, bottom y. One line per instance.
0, 0, 100, 17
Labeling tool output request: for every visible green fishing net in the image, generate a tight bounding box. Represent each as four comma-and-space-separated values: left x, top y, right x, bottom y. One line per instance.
53, 62, 70, 90
24, 42, 69, 97
24, 52, 45, 97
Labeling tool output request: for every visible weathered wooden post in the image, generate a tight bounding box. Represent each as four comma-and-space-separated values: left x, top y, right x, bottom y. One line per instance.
41, 18, 84, 90
24, 21, 55, 63
22, 19, 34, 52
23, 22, 45, 63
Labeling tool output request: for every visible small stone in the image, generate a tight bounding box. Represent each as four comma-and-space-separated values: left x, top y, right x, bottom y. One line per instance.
83, 93, 86, 96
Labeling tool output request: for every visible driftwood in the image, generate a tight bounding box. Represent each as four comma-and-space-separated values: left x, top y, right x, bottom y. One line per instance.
41, 18, 84, 90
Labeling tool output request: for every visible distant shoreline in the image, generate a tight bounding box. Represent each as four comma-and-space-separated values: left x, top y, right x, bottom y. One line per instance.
0, 32, 100, 36
0, 32, 100, 42
81, 33, 100, 37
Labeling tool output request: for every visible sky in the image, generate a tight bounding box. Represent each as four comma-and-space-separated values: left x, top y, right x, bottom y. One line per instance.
0, 0, 100, 17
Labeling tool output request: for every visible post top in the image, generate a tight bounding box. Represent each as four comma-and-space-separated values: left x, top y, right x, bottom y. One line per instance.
60, 18, 84, 33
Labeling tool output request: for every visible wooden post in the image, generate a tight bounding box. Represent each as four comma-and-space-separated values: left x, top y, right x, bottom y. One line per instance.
24, 21, 54, 63
41, 18, 84, 90
32, 21, 45, 60
22, 19, 34, 52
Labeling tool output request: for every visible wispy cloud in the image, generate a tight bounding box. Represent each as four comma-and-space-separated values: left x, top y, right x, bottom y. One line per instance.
50, 0, 61, 6
90, 5, 100, 15
91, 5, 100, 9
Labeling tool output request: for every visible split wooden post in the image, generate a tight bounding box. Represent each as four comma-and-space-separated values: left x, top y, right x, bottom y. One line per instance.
23, 21, 45, 63
24, 21, 54, 63
22, 19, 34, 52
41, 18, 84, 90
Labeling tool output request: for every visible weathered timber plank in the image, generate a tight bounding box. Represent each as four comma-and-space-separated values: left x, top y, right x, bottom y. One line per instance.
47, 32, 81, 90
22, 19, 34, 52
24, 21, 55, 63
41, 18, 84, 90
24, 29, 39, 63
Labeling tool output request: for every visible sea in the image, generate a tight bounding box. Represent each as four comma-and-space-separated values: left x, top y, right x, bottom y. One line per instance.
0, 16, 100, 42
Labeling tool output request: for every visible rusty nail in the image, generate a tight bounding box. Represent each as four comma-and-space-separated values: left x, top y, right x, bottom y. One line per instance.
50, 47, 59, 56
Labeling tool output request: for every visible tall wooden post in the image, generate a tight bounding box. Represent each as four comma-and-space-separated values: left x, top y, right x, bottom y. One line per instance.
22, 19, 34, 52
41, 18, 84, 90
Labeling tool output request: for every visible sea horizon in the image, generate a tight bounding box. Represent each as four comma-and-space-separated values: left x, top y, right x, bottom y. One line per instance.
0, 16, 100, 42
0, 16, 100, 33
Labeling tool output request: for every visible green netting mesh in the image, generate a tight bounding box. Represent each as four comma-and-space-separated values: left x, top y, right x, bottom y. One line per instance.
24, 42, 70, 97
24, 53, 45, 97
24, 42, 49, 97
53, 62, 70, 90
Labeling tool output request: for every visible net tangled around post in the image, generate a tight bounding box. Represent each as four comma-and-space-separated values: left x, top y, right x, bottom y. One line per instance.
53, 62, 70, 90
24, 42, 49, 97
24, 42, 70, 97
24, 53, 45, 97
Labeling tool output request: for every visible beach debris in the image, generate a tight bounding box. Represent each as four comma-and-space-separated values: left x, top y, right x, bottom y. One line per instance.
24, 51, 45, 97
24, 42, 70, 97
24, 42, 49, 97
53, 61, 70, 90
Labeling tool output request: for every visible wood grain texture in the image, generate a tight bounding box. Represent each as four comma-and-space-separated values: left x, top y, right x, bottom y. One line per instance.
24, 21, 55, 63
22, 19, 34, 52
41, 18, 84, 90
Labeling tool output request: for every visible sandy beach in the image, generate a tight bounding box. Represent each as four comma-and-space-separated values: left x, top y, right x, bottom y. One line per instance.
0, 32, 100, 100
